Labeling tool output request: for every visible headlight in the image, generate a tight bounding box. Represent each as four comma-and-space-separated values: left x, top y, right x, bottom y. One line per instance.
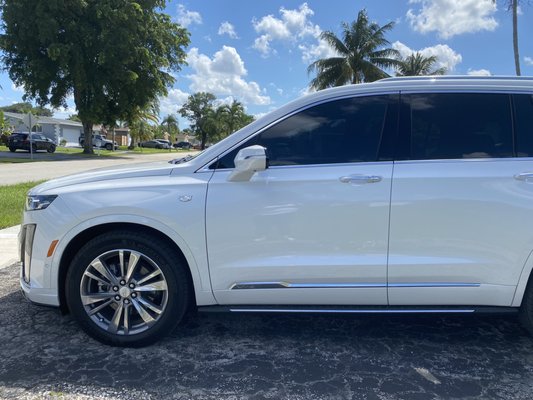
25, 195, 57, 211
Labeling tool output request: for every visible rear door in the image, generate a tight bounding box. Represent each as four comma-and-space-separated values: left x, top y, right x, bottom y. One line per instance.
388, 92, 533, 306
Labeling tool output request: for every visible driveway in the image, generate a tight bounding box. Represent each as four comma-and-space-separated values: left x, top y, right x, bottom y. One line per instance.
1, 151, 195, 185
1, 263, 533, 399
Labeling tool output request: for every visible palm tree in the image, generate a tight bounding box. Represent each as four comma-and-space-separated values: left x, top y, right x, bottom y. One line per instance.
127, 101, 160, 149
307, 9, 400, 90
510, 0, 521, 76
219, 100, 253, 135
396, 52, 447, 76
493, 0, 521, 76
161, 114, 179, 138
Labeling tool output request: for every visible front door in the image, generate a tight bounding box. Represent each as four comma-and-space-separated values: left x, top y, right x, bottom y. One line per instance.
205, 94, 398, 305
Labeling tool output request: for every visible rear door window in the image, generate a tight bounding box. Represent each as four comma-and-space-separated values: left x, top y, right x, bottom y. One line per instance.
405, 93, 513, 160
513, 94, 533, 157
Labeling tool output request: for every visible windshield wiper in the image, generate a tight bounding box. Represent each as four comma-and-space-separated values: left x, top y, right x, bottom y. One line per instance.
169, 155, 195, 164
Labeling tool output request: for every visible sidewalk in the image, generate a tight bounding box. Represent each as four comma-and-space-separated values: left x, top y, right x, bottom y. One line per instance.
0, 225, 20, 269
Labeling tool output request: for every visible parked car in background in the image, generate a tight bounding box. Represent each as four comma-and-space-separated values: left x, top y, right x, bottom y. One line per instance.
79, 134, 118, 150
155, 139, 172, 148
19, 76, 533, 347
139, 140, 171, 149
173, 141, 192, 149
8, 132, 56, 153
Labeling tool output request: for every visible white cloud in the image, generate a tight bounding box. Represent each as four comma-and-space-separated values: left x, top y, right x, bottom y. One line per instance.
53, 106, 77, 119
187, 46, 271, 106
252, 3, 320, 57
299, 36, 340, 64
467, 68, 492, 76
159, 88, 190, 117
218, 21, 239, 39
176, 4, 202, 28
406, 0, 498, 39
392, 41, 462, 72
524, 56, 533, 66
11, 83, 24, 93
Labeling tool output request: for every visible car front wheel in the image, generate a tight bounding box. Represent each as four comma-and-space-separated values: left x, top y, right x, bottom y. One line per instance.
47, 144, 56, 153
66, 231, 190, 347
105, 143, 113, 150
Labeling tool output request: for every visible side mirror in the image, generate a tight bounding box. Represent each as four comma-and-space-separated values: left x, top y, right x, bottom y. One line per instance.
227, 145, 268, 182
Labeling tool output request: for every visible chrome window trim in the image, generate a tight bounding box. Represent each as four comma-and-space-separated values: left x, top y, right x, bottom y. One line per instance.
393, 157, 533, 165
211, 160, 394, 173
196, 90, 401, 173
399, 89, 533, 95
230, 281, 480, 290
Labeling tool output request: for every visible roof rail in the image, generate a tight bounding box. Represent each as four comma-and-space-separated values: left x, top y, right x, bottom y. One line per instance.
379, 75, 533, 82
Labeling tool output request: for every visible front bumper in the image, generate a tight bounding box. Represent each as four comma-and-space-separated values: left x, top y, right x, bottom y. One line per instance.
18, 196, 78, 307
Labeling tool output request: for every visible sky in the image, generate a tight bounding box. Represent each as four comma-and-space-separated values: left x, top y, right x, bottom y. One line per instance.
1, 0, 532, 127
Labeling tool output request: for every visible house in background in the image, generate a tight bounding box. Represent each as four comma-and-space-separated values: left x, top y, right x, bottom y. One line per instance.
4, 112, 130, 147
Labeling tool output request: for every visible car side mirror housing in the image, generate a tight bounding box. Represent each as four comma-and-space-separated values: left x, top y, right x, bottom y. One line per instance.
227, 145, 268, 182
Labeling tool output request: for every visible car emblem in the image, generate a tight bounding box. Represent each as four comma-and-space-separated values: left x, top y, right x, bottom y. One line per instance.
179, 195, 192, 202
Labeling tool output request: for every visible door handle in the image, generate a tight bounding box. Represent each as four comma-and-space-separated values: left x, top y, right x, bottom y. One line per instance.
514, 172, 533, 183
339, 175, 382, 184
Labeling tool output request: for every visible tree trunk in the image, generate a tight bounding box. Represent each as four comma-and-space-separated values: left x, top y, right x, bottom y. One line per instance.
200, 129, 207, 150
82, 121, 94, 154
512, 0, 521, 76
111, 127, 116, 151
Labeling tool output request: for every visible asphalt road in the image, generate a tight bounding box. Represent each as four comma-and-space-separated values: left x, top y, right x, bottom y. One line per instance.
1, 150, 193, 185
1, 264, 533, 399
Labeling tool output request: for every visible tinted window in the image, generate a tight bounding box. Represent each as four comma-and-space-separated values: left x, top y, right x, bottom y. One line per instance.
514, 94, 533, 157
214, 95, 395, 169
408, 93, 513, 160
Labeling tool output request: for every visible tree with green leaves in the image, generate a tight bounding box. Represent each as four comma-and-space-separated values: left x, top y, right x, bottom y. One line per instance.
307, 9, 399, 90
0, 0, 189, 154
161, 114, 179, 141
395, 52, 447, 76
0, 102, 53, 116
179, 92, 217, 150
127, 102, 160, 150
218, 100, 254, 136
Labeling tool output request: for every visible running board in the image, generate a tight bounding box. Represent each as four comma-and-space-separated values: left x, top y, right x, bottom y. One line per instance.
197, 305, 518, 315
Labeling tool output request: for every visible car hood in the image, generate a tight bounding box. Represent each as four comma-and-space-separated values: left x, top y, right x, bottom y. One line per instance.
30, 161, 176, 194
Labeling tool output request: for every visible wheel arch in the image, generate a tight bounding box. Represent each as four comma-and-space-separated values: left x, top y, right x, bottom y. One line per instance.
512, 247, 533, 307
57, 222, 198, 314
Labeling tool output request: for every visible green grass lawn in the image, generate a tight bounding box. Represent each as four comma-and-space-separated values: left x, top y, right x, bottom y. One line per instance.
0, 180, 46, 229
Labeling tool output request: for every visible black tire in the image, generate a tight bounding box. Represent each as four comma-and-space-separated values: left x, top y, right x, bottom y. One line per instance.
65, 230, 190, 347
105, 143, 113, 150
47, 144, 56, 153
8, 146, 16, 152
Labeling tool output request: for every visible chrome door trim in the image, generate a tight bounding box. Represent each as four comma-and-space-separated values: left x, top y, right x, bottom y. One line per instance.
388, 283, 480, 288
230, 282, 387, 290
229, 281, 480, 290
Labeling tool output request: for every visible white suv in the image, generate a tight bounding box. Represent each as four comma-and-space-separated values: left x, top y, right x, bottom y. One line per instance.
20, 76, 533, 346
